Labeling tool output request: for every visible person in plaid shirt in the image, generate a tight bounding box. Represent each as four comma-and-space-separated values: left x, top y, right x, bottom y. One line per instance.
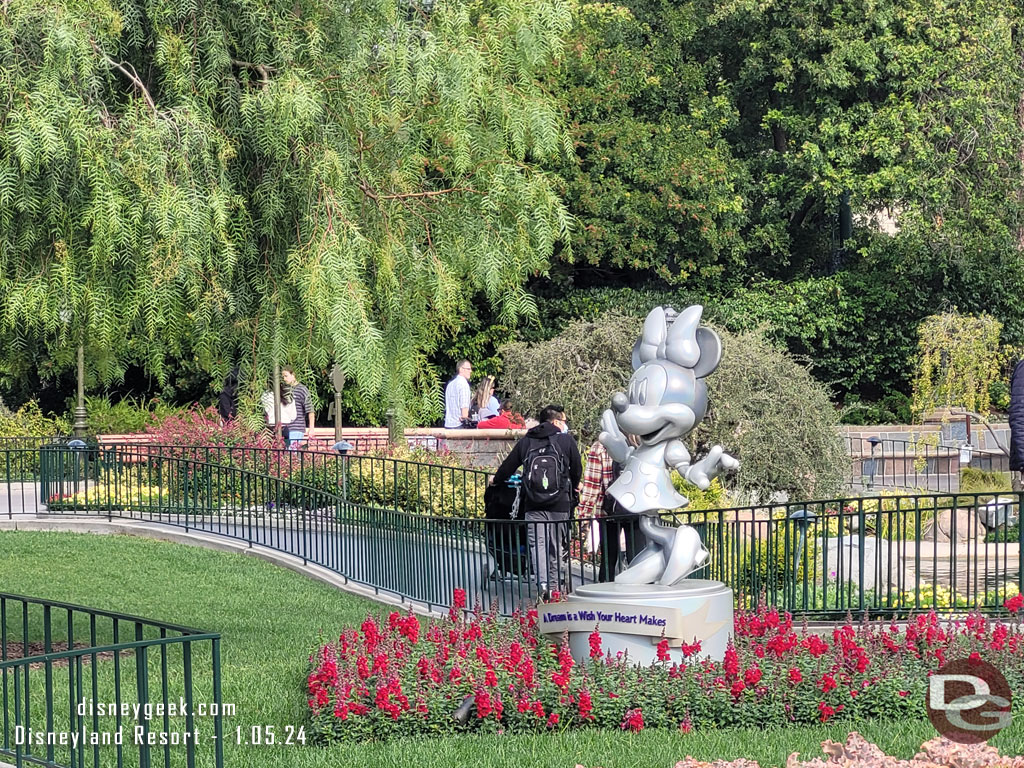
577, 440, 646, 582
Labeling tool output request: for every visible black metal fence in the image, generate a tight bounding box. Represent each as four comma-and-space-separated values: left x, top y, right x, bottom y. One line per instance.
0, 593, 223, 768
8, 444, 1021, 620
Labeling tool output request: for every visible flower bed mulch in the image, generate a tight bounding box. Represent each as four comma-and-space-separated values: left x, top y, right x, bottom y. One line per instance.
3, 641, 114, 668
575, 732, 1024, 768
305, 590, 1024, 742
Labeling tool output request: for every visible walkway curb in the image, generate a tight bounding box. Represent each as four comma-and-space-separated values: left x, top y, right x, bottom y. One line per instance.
0, 517, 445, 619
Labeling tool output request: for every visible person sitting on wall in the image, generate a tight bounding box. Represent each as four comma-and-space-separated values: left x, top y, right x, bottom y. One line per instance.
470, 375, 501, 422
478, 400, 517, 430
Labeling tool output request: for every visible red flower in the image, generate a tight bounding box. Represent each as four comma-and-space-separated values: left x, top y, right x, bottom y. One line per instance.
802, 635, 829, 657
723, 645, 740, 678
1005, 594, 1024, 612
656, 637, 671, 662
680, 640, 702, 656
621, 708, 644, 732
730, 680, 746, 698
744, 666, 762, 686
788, 667, 803, 685
578, 690, 594, 721
818, 702, 836, 723
818, 674, 837, 694
589, 629, 603, 659
546, 712, 560, 727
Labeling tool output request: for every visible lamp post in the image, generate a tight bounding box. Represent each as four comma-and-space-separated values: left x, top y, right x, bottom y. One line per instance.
788, 507, 816, 610
865, 436, 881, 490
332, 440, 353, 501
331, 365, 346, 443
72, 343, 88, 437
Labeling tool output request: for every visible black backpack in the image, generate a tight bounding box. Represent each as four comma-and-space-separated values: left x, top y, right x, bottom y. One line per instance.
522, 437, 568, 506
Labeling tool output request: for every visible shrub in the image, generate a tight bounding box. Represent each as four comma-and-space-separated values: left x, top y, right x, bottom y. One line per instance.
305, 595, 1024, 742
498, 312, 642, 442
700, 328, 847, 501
0, 399, 70, 437
959, 467, 1011, 495
85, 395, 181, 434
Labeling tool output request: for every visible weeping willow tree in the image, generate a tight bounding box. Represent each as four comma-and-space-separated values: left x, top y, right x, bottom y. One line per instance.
0, 0, 573, 421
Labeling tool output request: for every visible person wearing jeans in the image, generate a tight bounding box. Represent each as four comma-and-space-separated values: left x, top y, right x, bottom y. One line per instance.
490, 405, 582, 599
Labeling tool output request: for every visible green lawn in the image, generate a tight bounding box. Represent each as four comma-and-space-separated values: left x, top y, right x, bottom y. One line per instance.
1, 530, 1021, 768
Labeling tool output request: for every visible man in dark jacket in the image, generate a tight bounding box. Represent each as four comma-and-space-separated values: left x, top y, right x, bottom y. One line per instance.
491, 404, 582, 598
1009, 359, 1024, 491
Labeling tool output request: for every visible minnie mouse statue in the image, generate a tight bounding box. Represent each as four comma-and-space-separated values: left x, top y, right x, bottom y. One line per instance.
599, 305, 739, 586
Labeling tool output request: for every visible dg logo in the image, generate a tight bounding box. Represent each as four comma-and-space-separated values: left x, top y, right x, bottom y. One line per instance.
927, 657, 1012, 744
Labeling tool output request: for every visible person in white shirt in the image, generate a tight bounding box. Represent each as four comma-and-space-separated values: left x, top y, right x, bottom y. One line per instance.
444, 360, 473, 428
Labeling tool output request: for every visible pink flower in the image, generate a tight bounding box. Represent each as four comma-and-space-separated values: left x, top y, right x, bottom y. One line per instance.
621, 708, 644, 732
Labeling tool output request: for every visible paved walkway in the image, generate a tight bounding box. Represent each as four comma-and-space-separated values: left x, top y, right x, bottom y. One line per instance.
1, 483, 548, 617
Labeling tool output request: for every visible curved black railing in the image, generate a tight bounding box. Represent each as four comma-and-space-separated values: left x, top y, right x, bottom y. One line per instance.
6, 443, 1020, 620
0, 593, 223, 768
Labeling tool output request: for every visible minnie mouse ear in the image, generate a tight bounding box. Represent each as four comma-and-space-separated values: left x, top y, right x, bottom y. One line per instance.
632, 306, 668, 369
692, 326, 722, 379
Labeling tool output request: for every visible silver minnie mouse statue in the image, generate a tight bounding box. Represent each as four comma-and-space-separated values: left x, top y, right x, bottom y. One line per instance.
599, 305, 739, 586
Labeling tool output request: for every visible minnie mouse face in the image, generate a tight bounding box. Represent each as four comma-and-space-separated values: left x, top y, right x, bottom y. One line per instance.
614, 361, 707, 446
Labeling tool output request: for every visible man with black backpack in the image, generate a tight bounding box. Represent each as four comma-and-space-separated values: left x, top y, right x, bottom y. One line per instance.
490, 404, 582, 600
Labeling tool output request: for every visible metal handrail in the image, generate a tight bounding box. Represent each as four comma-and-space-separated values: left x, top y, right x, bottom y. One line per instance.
0, 592, 223, 768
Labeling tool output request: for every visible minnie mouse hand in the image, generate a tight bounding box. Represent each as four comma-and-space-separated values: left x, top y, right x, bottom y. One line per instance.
599, 408, 632, 464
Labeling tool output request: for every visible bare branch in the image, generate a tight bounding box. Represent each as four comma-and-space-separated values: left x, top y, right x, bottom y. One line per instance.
378, 187, 482, 201
91, 41, 156, 114
231, 59, 276, 87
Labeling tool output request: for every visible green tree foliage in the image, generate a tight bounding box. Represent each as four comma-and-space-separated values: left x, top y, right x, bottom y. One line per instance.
0, 0, 573, 422
551, 1, 749, 286
700, 0, 1024, 274
911, 312, 1004, 418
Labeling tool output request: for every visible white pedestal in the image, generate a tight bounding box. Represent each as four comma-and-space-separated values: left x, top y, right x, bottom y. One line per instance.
538, 580, 734, 666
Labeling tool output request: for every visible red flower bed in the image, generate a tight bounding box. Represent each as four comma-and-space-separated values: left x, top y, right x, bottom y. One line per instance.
305, 594, 1024, 742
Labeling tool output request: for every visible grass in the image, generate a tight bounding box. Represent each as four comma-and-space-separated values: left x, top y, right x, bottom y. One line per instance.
1, 530, 1022, 768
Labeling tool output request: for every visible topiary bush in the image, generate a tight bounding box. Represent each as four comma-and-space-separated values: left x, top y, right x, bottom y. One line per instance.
700, 328, 847, 501
498, 312, 642, 441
